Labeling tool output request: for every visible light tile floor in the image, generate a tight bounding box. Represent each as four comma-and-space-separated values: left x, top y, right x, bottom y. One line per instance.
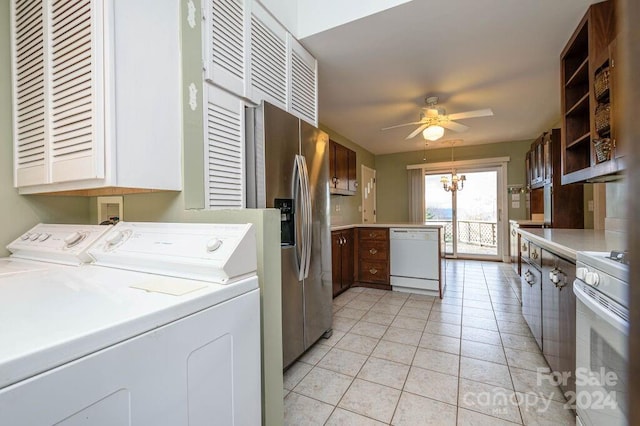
283, 260, 577, 425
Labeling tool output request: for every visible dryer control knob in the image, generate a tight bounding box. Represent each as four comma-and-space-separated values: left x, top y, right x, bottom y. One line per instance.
585, 272, 600, 286
64, 231, 84, 247
38, 233, 50, 242
29, 233, 41, 241
20, 233, 30, 240
206, 238, 222, 252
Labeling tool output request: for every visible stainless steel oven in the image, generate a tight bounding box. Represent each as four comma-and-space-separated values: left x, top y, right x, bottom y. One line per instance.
573, 251, 628, 426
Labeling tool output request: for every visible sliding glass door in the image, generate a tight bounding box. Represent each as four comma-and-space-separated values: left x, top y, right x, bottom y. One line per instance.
425, 168, 500, 259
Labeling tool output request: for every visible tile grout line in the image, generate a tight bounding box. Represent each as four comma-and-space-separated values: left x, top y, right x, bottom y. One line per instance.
483, 261, 526, 425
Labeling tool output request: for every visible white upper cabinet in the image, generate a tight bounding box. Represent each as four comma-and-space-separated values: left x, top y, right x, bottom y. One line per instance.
204, 0, 248, 98
247, 1, 287, 110
288, 34, 318, 126
203, 0, 318, 123
10, 0, 182, 195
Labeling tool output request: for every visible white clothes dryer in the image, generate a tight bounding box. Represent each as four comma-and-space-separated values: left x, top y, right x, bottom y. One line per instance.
0, 222, 261, 426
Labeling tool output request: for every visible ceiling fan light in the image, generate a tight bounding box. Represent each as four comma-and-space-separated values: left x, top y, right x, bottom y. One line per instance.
422, 125, 445, 141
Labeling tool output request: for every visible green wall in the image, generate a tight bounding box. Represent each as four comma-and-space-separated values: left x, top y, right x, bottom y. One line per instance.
374, 140, 533, 223
0, 0, 90, 256
321, 126, 376, 226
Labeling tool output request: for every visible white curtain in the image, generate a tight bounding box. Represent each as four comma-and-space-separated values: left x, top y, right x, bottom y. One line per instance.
407, 168, 425, 223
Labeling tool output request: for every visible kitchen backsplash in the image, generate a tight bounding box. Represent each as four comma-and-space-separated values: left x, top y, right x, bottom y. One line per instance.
605, 179, 628, 232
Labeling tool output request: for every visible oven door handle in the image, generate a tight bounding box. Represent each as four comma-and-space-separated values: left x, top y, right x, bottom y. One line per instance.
573, 280, 629, 335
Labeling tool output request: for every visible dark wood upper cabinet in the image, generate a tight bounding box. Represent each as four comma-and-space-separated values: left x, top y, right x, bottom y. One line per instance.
560, 0, 625, 184
329, 140, 358, 195
526, 129, 584, 228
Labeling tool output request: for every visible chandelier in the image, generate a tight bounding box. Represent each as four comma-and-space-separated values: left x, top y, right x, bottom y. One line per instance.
441, 141, 465, 192
440, 173, 465, 192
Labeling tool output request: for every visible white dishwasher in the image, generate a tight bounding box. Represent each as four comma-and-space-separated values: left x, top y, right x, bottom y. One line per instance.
390, 228, 441, 296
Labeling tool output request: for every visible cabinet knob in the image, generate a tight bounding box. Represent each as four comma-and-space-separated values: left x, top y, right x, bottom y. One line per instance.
369, 233, 375, 238
524, 270, 535, 285
511, 230, 516, 236
369, 248, 378, 255
531, 251, 539, 260
369, 268, 378, 275
354, 182, 359, 188
522, 243, 528, 251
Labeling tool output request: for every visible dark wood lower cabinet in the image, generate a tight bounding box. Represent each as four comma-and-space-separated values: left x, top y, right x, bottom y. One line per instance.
331, 229, 354, 297
542, 251, 577, 395
521, 246, 576, 397
521, 257, 543, 350
356, 228, 390, 289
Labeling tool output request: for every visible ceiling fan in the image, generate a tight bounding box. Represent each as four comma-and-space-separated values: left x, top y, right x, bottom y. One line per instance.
381, 96, 494, 141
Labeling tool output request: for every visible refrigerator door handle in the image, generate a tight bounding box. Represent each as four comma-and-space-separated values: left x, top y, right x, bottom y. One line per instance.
298, 155, 313, 279
294, 155, 308, 281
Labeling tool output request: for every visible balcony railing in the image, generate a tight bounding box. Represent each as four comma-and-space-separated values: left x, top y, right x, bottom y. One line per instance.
426, 220, 497, 248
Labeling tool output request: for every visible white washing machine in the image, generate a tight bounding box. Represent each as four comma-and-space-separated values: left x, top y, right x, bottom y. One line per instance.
0, 223, 112, 276
0, 222, 261, 426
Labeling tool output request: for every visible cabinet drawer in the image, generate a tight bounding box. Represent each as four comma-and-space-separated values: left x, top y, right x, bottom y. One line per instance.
359, 260, 388, 284
529, 243, 542, 268
520, 239, 530, 262
358, 228, 388, 241
359, 241, 388, 260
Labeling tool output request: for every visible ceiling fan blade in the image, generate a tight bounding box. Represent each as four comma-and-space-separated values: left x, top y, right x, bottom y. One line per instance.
381, 121, 424, 131
447, 108, 494, 120
441, 120, 470, 133
406, 124, 429, 139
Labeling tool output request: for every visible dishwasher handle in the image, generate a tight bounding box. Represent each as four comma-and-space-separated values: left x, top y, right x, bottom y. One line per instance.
390, 228, 438, 240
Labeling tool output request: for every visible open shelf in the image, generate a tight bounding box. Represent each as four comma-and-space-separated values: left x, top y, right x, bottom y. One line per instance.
566, 131, 590, 149
565, 57, 589, 87
565, 93, 589, 116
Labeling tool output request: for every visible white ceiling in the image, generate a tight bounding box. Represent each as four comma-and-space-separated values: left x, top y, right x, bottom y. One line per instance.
300, 0, 598, 155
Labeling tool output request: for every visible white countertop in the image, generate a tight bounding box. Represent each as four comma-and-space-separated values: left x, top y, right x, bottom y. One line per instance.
517, 228, 626, 261
331, 223, 444, 231
509, 219, 545, 226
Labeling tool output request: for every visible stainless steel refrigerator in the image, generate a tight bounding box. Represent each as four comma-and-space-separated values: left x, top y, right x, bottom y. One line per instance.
246, 101, 332, 369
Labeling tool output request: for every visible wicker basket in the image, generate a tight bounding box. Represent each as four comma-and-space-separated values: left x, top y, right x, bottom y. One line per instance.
595, 103, 611, 134
593, 138, 612, 163
594, 67, 610, 100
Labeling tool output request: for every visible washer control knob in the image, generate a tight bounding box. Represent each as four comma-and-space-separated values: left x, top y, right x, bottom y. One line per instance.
29, 233, 41, 241
585, 272, 600, 286
105, 231, 125, 246
206, 238, 222, 252
38, 233, 50, 242
576, 267, 588, 280
64, 231, 84, 247
20, 233, 30, 241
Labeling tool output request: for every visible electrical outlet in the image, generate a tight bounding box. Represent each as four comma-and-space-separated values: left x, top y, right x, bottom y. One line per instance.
97, 196, 123, 224
335, 204, 341, 212
588, 200, 594, 212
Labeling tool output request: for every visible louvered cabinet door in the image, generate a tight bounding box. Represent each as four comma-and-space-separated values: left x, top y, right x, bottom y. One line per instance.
205, 85, 245, 208
247, 1, 287, 110
49, 0, 103, 183
12, 0, 47, 186
287, 35, 317, 126
204, 0, 247, 97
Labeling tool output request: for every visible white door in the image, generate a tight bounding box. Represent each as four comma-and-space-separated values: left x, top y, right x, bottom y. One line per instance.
362, 165, 376, 223
425, 167, 502, 260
